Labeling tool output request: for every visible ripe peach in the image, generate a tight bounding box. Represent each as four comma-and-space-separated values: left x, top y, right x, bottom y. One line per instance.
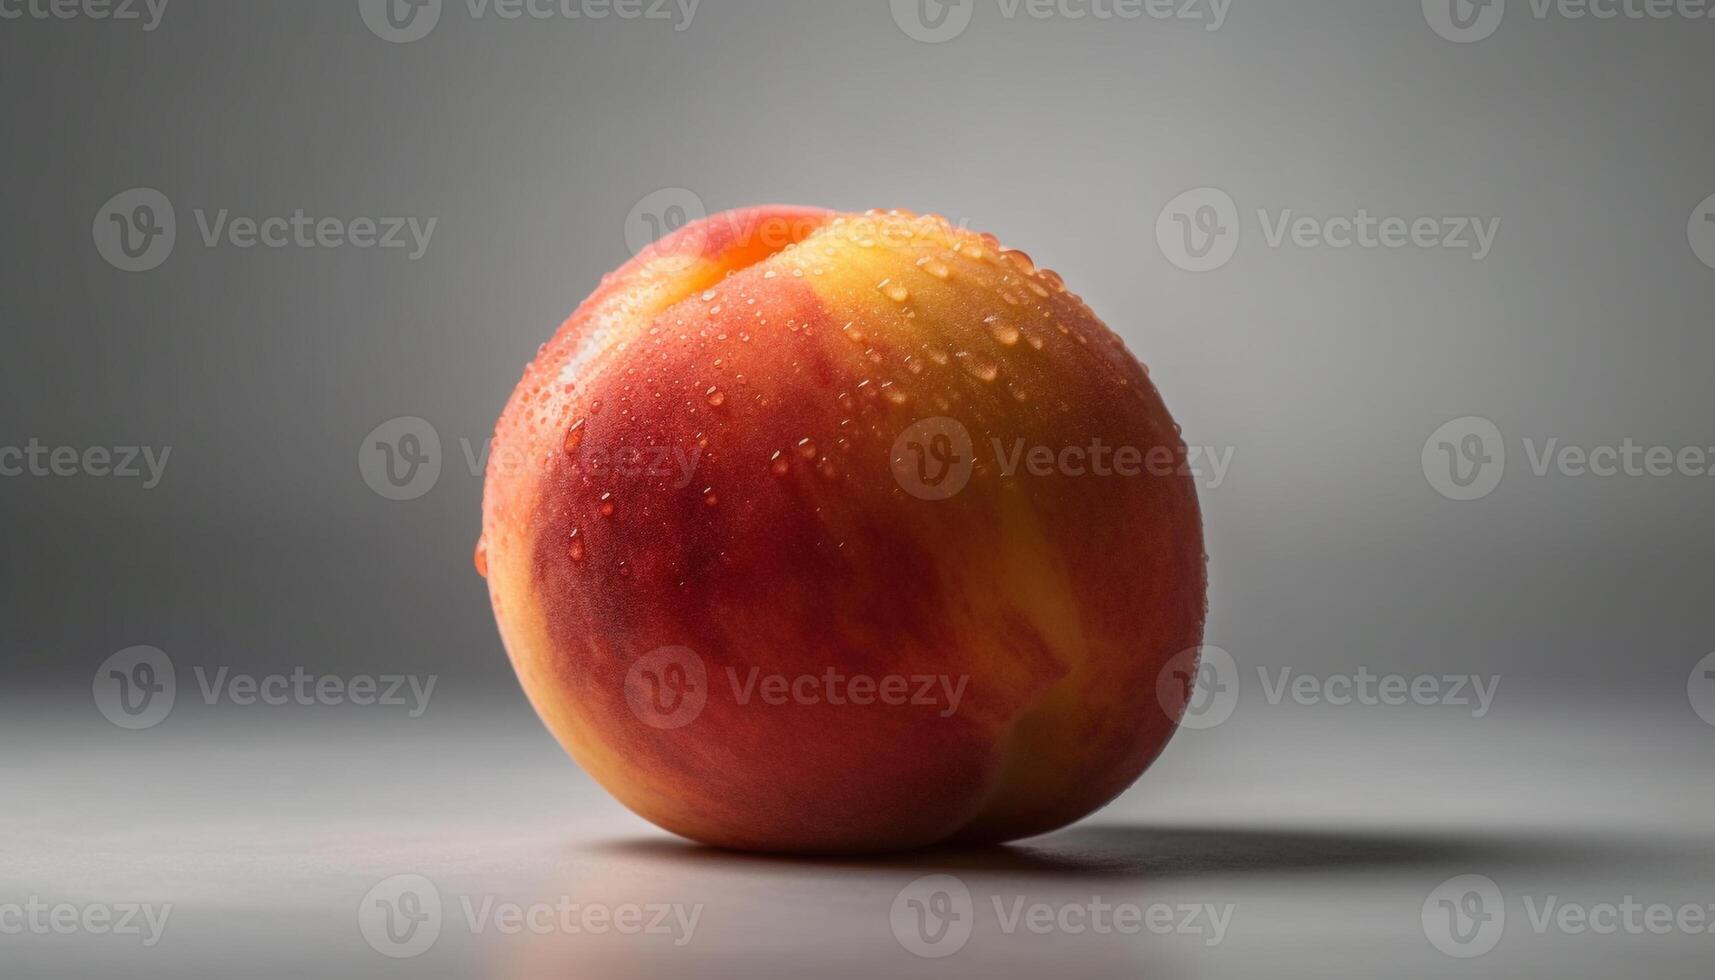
479, 206, 1206, 853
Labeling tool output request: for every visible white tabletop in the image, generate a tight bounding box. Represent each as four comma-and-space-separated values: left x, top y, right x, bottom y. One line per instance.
6, 692, 1712, 979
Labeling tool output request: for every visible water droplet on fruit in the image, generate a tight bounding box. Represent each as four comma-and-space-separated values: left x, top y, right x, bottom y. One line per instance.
703, 488, 719, 507
956, 351, 1000, 382
770, 451, 790, 476
705, 386, 725, 407
796, 438, 817, 459
473, 538, 488, 578
915, 255, 951, 279
763, 269, 778, 279
599, 493, 615, 517
984, 315, 1020, 347
877, 279, 910, 303
568, 528, 585, 562
562, 420, 585, 453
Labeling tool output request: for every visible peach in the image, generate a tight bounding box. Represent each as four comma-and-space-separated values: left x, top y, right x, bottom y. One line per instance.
479, 206, 1206, 853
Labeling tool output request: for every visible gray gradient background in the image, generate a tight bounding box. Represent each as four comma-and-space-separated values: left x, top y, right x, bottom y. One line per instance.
3, 1, 1713, 978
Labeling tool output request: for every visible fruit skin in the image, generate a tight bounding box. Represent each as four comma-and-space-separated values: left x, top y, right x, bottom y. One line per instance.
480, 206, 1206, 853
